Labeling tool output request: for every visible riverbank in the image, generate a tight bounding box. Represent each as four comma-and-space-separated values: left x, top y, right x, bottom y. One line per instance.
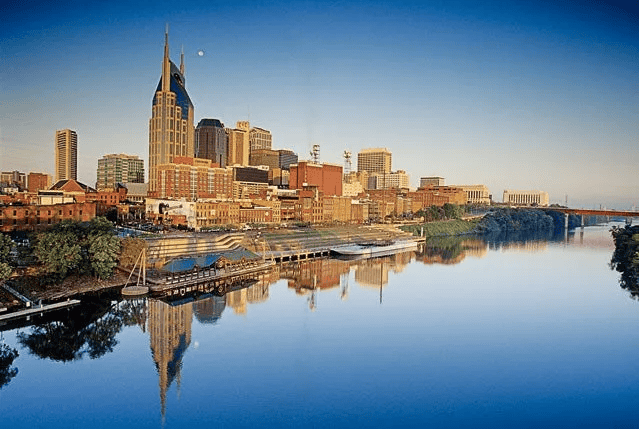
399, 218, 481, 238
1, 224, 415, 309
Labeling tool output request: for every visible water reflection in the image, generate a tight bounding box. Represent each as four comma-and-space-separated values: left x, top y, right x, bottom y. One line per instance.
0, 343, 19, 389
416, 237, 487, 264
148, 299, 191, 420
16, 299, 124, 362
193, 295, 225, 324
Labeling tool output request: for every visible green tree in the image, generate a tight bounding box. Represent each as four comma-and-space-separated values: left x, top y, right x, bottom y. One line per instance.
86, 232, 120, 279
442, 203, 464, 220
0, 234, 11, 263
84, 217, 120, 279
33, 217, 121, 282
0, 234, 13, 281
34, 228, 82, 282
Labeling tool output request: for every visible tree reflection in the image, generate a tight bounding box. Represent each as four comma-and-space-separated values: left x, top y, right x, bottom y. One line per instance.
16, 299, 125, 362
0, 343, 19, 389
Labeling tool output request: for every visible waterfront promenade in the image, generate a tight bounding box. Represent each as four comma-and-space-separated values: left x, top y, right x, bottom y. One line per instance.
0, 224, 416, 312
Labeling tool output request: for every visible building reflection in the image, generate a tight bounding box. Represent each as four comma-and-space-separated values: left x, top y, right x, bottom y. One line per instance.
193, 295, 225, 324
282, 258, 350, 294
415, 237, 487, 265
146, 279, 271, 420
354, 259, 389, 288
148, 299, 192, 421
226, 281, 270, 315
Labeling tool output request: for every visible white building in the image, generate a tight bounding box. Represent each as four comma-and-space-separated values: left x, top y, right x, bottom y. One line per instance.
503, 190, 549, 207
454, 184, 491, 204
368, 170, 410, 190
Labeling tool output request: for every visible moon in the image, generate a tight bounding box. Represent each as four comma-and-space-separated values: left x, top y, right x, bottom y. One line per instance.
197, 50, 205, 57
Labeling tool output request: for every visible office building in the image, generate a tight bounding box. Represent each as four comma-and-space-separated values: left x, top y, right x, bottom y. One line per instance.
96, 154, 145, 190
503, 190, 549, 206
454, 184, 491, 204
233, 166, 269, 184
55, 129, 77, 182
278, 149, 298, 170
420, 177, 445, 187
249, 126, 272, 152
357, 148, 391, 175
368, 170, 410, 190
27, 172, 52, 193
289, 161, 343, 196
149, 30, 195, 193
155, 157, 233, 200
195, 119, 227, 167
1, 171, 26, 190
226, 126, 250, 166
249, 149, 279, 170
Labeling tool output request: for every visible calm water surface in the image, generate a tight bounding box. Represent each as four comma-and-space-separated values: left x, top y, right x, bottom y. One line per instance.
1, 224, 638, 428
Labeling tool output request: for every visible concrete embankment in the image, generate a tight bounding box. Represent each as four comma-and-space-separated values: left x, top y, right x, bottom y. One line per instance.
245, 224, 416, 260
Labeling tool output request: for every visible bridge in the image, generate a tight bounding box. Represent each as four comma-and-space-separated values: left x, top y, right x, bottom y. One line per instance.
541, 208, 639, 218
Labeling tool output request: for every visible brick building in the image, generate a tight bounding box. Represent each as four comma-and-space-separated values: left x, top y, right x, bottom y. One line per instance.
289, 161, 342, 196
0, 202, 96, 233
154, 157, 233, 200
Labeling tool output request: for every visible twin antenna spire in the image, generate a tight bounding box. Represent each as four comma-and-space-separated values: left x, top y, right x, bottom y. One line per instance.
164, 23, 185, 76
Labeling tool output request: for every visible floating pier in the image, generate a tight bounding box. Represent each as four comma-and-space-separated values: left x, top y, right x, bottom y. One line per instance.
0, 299, 81, 324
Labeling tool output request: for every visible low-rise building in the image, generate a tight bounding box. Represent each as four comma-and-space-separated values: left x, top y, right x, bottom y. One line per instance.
0, 201, 96, 232
408, 186, 467, 212
420, 176, 445, 187
453, 184, 491, 204
146, 198, 197, 229
503, 190, 549, 206
28, 172, 52, 193
368, 170, 410, 190
323, 196, 352, 223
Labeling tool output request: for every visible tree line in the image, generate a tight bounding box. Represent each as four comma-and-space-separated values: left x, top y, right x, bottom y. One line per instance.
610, 225, 639, 292
0, 217, 121, 283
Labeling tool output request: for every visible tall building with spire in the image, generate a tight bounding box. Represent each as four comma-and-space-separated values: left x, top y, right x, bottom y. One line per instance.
149, 29, 195, 193
55, 129, 77, 182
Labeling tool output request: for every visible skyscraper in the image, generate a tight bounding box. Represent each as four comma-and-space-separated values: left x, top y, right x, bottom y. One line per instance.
357, 148, 392, 175
55, 129, 77, 182
226, 122, 250, 166
148, 29, 195, 193
195, 119, 227, 167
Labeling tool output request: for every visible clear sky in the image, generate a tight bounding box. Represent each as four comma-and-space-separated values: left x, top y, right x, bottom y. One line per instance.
1, 0, 637, 208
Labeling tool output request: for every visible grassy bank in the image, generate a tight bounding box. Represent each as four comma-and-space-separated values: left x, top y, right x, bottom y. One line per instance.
399, 218, 480, 238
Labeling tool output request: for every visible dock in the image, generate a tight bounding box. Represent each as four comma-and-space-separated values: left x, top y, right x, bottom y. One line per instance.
0, 299, 81, 324
147, 259, 276, 298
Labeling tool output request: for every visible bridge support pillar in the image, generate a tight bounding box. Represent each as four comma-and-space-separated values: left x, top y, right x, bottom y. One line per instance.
564, 213, 569, 229
581, 215, 585, 229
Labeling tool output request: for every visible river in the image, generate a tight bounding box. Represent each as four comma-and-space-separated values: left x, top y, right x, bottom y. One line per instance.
1, 223, 637, 428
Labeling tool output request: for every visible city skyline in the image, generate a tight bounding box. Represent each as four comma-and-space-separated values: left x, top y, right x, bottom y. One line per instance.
1, 1, 637, 208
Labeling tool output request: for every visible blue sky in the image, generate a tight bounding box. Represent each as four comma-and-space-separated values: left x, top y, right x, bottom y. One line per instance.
1, 0, 637, 208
